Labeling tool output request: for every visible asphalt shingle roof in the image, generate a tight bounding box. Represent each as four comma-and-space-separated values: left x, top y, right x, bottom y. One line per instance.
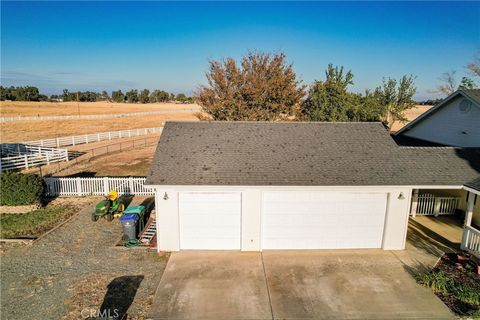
465, 177, 480, 192
146, 121, 480, 186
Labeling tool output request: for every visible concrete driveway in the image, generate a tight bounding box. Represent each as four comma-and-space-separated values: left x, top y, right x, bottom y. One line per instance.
149, 250, 454, 320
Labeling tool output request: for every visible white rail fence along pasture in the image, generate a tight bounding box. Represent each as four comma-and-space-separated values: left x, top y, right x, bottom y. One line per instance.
45, 177, 154, 196
0, 109, 198, 123
24, 126, 163, 148
1, 144, 69, 171
416, 193, 460, 216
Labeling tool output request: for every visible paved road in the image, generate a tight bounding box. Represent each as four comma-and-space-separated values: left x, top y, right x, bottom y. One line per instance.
149, 250, 454, 320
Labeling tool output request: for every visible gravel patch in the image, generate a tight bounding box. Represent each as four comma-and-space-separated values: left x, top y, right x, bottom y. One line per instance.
0, 197, 169, 319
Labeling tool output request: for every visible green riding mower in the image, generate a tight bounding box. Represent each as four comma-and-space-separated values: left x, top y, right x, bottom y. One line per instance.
92, 190, 125, 222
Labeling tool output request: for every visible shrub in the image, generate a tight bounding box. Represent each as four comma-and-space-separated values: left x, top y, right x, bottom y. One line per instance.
0, 172, 45, 206
416, 270, 480, 306
415, 271, 452, 294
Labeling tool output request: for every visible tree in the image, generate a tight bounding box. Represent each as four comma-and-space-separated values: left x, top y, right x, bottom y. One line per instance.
196, 51, 306, 121
374, 75, 416, 128
176, 93, 187, 103
467, 50, 480, 77
111, 90, 125, 103
99, 91, 110, 101
458, 77, 476, 90
301, 64, 358, 121
125, 89, 139, 103
436, 71, 457, 96
139, 89, 150, 103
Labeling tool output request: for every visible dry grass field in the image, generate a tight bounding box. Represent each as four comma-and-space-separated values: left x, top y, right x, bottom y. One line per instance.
0, 101, 201, 116
390, 105, 432, 132
1, 113, 198, 141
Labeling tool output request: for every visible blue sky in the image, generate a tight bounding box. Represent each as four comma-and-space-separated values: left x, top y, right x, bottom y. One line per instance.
1, 1, 479, 100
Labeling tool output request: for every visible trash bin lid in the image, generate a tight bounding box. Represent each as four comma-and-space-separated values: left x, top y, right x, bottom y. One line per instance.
119, 213, 139, 221
123, 205, 145, 214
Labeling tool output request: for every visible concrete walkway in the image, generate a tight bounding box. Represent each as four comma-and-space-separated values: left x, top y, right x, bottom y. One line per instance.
149, 250, 454, 320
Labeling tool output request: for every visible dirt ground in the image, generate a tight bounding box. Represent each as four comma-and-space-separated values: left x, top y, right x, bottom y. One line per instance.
390, 105, 432, 132
58, 143, 158, 177
0, 101, 201, 116
0, 196, 169, 320
0, 113, 198, 142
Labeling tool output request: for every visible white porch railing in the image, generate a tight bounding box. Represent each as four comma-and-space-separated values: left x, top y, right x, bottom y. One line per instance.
461, 226, 480, 258
44, 176, 154, 196
416, 194, 460, 216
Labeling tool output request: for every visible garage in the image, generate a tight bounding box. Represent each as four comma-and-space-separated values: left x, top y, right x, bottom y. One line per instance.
262, 192, 388, 249
147, 122, 421, 252
179, 192, 242, 250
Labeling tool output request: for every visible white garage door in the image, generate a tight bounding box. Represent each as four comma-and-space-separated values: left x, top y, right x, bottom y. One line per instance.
262, 192, 387, 249
179, 192, 241, 250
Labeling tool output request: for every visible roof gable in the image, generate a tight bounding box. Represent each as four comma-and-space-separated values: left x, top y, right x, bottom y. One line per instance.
396, 89, 480, 136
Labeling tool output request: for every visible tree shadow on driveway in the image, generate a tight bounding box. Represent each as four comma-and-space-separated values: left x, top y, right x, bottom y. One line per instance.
89, 275, 144, 320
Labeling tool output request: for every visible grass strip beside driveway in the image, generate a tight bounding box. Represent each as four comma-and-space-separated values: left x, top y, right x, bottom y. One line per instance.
0, 205, 76, 238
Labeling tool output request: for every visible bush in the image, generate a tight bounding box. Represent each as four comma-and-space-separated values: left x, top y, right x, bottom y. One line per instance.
416, 270, 480, 306
0, 172, 45, 206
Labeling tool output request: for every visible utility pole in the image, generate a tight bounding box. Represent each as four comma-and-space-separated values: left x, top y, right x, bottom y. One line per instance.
76, 91, 81, 117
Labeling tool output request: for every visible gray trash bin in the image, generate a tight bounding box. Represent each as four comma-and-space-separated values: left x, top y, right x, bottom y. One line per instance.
120, 214, 139, 241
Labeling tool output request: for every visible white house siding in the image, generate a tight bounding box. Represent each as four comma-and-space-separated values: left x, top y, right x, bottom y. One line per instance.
403, 96, 480, 147
153, 186, 412, 252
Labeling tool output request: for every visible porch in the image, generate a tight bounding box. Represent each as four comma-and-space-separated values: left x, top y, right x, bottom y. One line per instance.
409, 188, 480, 258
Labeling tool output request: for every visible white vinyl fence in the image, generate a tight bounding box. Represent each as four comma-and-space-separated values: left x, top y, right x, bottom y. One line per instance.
24, 126, 163, 148
416, 194, 460, 216
1, 145, 69, 171
45, 177, 154, 196
0, 109, 198, 123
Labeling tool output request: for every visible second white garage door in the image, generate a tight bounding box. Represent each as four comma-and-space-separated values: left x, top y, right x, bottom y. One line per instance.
179, 192, 241, 250
262, 192, 387, 249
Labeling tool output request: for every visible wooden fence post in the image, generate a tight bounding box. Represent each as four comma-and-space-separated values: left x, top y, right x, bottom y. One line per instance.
24, 155, 29, 169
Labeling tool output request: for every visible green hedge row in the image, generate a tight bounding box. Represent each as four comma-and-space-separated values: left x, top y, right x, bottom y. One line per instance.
0, 172, 46, 206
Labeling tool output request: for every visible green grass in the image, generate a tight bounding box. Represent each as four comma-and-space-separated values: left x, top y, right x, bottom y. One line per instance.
0, 205, 75, 239
415, 270, 480, 307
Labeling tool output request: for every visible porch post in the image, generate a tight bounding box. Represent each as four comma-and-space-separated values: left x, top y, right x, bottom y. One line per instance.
464, 192, 475, 227
410, 189, 419, 218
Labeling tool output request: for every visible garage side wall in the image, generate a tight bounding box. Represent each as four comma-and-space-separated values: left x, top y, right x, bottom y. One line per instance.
155, 188, 180, 251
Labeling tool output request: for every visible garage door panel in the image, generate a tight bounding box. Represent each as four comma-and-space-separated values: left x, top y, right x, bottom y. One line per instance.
263, 192, 387, 249
179, 192, 241, 250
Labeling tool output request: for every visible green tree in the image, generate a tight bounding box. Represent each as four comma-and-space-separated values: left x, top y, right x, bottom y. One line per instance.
140, 89, 150, 103
301, 64, 358, 121
125, 89, 139, 103
458, 77, 476, 90
150, 90, 170, 102
374, 75, 416, 128
176, 93, 187, 103
111, 90, 125, 103
196, 51, 306, 121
